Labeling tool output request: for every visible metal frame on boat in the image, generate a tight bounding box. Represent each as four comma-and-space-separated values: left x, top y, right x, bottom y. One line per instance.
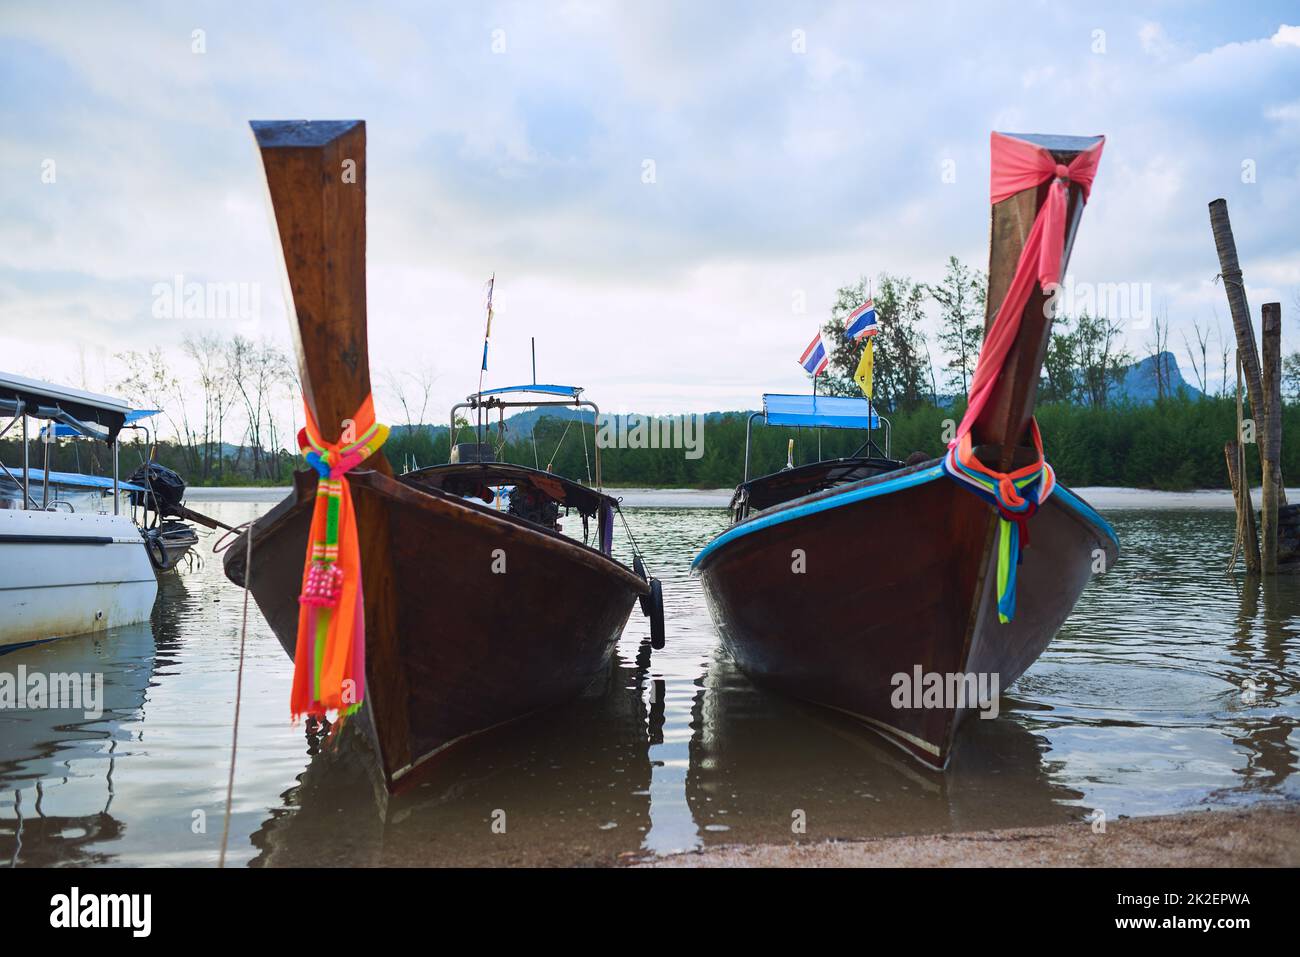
733, 392, 896, 522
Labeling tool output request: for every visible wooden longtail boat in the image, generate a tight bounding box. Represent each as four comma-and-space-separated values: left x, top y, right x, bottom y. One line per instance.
222, 120, 656, 792
693, 132, 1119, 770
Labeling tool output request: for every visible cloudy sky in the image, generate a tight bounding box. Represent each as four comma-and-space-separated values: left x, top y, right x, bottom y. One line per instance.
2, 1, 1298, 427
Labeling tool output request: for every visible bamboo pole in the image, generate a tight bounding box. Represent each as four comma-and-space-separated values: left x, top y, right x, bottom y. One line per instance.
1261, 302, 1283, 574
1209, 200, 1265, 419
1229, 351, 1261, 574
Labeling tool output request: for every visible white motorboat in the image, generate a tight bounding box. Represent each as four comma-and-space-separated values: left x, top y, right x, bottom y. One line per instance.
0, 373, 158, 651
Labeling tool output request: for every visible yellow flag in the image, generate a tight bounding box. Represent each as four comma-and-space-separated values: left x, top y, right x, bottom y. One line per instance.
854, 337, 874, 399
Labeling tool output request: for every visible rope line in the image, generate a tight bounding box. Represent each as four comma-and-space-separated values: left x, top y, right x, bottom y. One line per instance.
545, 417, 575, 472
218, 521, 252, 868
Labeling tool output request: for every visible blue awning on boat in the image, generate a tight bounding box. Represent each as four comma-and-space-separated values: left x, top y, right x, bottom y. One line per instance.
472, 384, 582, 400
40, 408, 161, 440
762, 393, 882, 430
0, 468, 146, 493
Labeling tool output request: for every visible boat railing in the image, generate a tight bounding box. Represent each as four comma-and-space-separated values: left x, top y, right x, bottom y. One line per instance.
1, 375, 131, 517
449, 385, 604, 491
742, 399, 891, 484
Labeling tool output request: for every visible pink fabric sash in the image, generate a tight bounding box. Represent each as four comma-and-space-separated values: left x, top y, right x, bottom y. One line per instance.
953, 132, 1105, 444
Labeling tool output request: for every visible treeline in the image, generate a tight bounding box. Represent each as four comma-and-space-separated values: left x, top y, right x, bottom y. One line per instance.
8, 394, 1284, 492
819, 260, 1298, 409
15, 258, 1293, 493
382, 395, 1291, 491
115, 334, 299, 484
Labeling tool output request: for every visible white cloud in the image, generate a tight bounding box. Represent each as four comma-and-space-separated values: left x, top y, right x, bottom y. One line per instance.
1, 1, 1298, 423
1272, 24, 1300, 47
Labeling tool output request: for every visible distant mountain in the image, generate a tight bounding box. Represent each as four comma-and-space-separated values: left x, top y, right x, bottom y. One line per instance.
1108, 351, 1203, 403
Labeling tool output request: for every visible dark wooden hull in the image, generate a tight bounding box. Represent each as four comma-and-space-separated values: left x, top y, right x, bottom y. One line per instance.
225, 469, 647, 791
694, 459, 1118, 769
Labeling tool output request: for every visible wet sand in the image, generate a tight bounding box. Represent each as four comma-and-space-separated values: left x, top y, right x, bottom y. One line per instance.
639, 804, 1300, 868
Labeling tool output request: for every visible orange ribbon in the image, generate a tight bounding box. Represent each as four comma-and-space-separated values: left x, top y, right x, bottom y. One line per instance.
290, 394, 388, 720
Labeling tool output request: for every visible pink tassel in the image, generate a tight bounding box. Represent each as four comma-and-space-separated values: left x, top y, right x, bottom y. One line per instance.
299, 560, 344, 607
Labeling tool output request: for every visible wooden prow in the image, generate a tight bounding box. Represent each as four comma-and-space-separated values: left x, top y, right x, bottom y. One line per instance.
251, 119, 391, 476
250, 119, 409, 774
973, 133, 1101, 472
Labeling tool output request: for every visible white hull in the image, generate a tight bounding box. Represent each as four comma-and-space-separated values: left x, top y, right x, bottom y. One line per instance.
0, 508, 157, 650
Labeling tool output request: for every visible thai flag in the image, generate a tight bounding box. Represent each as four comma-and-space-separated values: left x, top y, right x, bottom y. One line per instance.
844, 299, 878, 341
798, 332, 830, 376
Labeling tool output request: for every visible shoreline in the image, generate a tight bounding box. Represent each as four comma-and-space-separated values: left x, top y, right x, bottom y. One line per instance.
185, 484, 1300, 510
637, 803, 1300, 868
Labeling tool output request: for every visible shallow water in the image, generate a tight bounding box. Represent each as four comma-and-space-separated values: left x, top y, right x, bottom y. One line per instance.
1, 501, 1296, 866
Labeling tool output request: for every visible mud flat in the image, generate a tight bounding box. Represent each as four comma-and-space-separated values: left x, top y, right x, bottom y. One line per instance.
1074, 486, 1300, 510
186, 486, 291, 503
640, 804, 1300, 868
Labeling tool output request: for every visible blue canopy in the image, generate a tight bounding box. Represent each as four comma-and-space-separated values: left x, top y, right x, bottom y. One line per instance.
472, 384, 582, 400
40, 408, 160, 440
762, 393, 882, 430
0, 468, 146, 493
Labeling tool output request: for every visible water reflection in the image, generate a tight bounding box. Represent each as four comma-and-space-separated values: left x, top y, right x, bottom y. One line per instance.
0, 620, 154, 866
250, 648, 655, 866
1010, 509, 1299, 816
0, 502, 1296, 866
684, 649, 1084, 846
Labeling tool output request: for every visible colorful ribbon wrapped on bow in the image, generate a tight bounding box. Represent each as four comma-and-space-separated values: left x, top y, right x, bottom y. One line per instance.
944, 132, 1103, 622
291, 395, 389, 720
944, 421, 1056, 623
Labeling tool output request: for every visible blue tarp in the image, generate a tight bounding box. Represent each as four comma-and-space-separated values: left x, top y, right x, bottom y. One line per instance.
40, 408, 160, 440
0, 468, 146, 493
474, 384, 582, 399
762, 393, 882, 430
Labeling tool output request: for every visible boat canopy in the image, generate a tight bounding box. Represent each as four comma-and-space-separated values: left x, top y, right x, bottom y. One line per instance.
0, 468, 146, 493
0, 372, 132, 441
41, 409, 160, 441
762, 393, 882, 430
471, 383, 582, 401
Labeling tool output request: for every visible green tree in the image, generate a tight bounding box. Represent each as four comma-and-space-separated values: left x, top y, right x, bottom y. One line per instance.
1042, 314, 1078, 403
928, 256, 986, 399
819, 274, 929, 411
1074, 312, 1129, 407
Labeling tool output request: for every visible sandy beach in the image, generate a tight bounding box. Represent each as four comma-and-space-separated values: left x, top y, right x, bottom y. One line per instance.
639, 804, 1300, 868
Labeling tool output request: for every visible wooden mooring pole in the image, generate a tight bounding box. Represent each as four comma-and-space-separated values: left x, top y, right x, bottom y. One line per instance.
1209, 200, 1265, 422
1227, 343, 1261, 573
1260, 302, 1283, 574
1209, 200, 1290, 574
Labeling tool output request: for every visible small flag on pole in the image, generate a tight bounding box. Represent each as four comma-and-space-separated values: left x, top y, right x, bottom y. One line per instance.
844, 298, 878, 341
854, 337, 874, 398
481, 274, 495, 372
798, 332, 830, 377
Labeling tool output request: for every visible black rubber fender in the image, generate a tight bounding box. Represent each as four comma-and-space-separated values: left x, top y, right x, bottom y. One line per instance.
633, 554, 650, 616
145, 534, 167, 570
648, 577, 665, 650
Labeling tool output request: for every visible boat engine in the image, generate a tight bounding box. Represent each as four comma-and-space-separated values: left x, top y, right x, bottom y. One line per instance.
506, 484, 561, 530
127, 462, 188, 517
